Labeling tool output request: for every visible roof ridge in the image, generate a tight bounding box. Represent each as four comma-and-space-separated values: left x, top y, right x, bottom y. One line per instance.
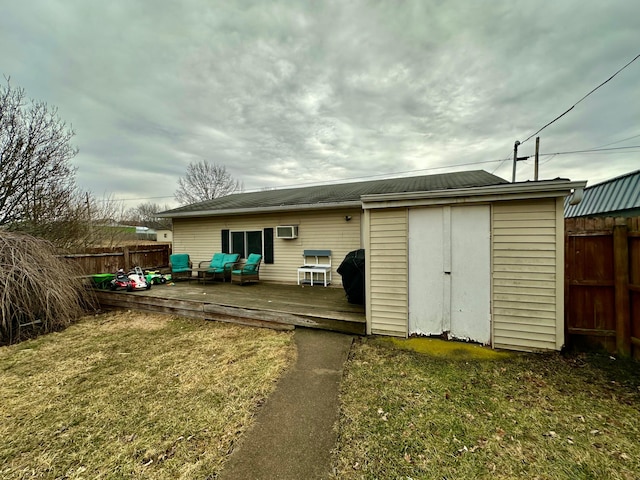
240, 169, 491, 194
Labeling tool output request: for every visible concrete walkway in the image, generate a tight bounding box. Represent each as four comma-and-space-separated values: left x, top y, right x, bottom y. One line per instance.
219, 328, 353, 480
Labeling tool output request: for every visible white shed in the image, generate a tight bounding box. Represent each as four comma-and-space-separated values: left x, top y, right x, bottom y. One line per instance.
362, 179, 585, 352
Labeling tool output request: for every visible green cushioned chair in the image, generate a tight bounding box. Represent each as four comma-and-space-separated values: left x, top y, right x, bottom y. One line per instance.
198, 253, 240, 282
209, 253, 226, 270
231, 253, 262, 285
169, 253, 193, 281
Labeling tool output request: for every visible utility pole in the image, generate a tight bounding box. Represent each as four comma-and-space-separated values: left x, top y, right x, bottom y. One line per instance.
534, 136, 540, 181
511, 140, 530, 182
511, 140, 520, 182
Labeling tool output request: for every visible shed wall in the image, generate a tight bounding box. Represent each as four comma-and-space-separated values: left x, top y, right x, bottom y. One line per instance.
492, 199, 561, 351
172, 208, 362, 286
367, 208, 408, 336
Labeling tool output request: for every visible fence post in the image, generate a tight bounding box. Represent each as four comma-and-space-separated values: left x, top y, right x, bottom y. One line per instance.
613, 219, 630, 356
123, 247, 131, 272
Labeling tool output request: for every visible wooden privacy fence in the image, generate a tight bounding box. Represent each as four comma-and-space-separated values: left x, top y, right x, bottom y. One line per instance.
565, 216, 640, 359
61, 244, 172, 275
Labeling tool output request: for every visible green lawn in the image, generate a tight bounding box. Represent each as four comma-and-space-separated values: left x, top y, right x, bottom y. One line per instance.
0, 311, 294, 479
332, 337, 640, 480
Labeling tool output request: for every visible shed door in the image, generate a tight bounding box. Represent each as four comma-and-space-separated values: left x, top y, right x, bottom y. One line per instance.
409, 205, 491, 344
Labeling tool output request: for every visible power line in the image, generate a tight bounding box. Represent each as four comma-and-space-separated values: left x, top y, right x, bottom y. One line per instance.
490, 151, 514, 175
518, 133, 640, 170
90, 142, 640, 204
539, 154, 558, 166
242, 157, 509, 191
515, 144, 640, 162
591, 132, 640, 149
520, 53, 640, 145
93, 195, 174, 203
539, 145, 640, 157
93, 157, 515, 204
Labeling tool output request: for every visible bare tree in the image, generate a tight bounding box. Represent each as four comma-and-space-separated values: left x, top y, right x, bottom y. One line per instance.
85, 193, 135, 249
174, 161, 242, 205
10, 188, 91, 250
0, 78, 79, 227
7, 190, 135, 251
125, 201, 172, 230
0, 77, 91, 250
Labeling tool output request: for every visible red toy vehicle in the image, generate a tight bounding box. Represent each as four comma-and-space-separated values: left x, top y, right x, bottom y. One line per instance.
110, 267, 151, 292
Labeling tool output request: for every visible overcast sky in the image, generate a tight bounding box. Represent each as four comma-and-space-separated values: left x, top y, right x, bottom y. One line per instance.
2, 1, 639, 208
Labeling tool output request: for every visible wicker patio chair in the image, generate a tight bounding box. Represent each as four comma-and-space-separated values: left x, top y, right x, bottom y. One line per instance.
230, 253, 262, 285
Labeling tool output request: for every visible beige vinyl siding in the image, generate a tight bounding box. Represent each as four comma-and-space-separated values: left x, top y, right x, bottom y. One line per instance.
368, 208, 408, 337
492, 199, 560, 351
172, 208, 361, 285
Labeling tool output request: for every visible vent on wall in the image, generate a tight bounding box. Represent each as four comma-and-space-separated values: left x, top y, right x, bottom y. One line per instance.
276, 225, 298, 239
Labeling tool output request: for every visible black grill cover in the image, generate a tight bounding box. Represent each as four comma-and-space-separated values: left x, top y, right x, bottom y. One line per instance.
337, 249, 365, 305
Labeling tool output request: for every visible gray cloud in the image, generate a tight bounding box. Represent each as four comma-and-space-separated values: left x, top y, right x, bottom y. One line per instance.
1, 0, 638, 207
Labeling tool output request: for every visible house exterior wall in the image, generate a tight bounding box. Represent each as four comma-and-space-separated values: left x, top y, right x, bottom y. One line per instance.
366, 208, 409, 336
172, 208, 362, 286
156, 229, 173, 242
491, 198, 562, 351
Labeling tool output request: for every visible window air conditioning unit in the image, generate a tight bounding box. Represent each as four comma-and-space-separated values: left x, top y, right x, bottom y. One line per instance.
276, 225, 298, 239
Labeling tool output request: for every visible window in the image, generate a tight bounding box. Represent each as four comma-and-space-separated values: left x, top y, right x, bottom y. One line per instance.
230, 230, 262, 259
222, 228, 274, 264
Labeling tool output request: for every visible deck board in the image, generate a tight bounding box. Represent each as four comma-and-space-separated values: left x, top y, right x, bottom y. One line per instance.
95, 281, 366, 334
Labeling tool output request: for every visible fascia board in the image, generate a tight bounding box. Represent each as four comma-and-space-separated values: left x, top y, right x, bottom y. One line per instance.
158, 200, 362, 218
361, 181, 587, 210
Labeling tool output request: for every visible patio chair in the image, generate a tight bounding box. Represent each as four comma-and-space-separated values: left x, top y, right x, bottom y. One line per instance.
231, 253, 262, 285
198, 253, 240, 283
169, 253, 193, 281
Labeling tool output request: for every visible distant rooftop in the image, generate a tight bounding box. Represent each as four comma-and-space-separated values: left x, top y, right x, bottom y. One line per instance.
564, 169, 640, 218
160, 170, 508, 217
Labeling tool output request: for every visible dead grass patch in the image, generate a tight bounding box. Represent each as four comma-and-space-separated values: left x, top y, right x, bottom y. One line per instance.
0, 311, 295, 479
333, 337, 640, 480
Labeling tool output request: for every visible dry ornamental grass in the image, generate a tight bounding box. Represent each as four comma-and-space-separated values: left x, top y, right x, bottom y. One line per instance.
0, 311, 295, 479
0, 231, 93, 345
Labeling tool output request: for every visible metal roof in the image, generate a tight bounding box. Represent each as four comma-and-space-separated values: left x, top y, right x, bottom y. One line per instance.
160, 170, 508, 217
564, 169, 640, 217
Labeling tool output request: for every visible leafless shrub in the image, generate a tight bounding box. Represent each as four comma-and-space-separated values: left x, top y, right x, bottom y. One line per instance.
0, 231, 96, 345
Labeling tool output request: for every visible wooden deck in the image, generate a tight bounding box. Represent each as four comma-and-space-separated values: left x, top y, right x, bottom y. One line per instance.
95, 281, 366, 335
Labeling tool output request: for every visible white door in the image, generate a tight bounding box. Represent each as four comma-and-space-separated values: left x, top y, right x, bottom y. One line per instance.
409, 205, 491, 344
450, 206, 491, 343
408, 208, 445, 336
